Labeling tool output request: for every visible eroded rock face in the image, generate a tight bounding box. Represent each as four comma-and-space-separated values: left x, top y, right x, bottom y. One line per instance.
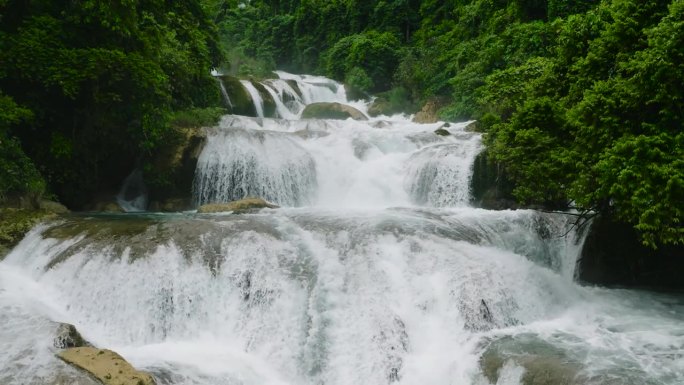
197, 197, 279, 214
57, 347, 156, 385
301, 102, 368, 121
412, 97, 449, 123
53, 323, 91, 349
480, 335, 582, 385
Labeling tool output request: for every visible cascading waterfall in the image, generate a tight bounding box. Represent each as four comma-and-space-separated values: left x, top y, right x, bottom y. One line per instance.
2, 72, 683, 385
193, 127, 317, 207
240, 80, 265, 118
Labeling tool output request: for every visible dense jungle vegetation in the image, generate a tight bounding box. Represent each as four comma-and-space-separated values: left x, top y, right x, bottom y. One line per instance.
1, 0, 682, 247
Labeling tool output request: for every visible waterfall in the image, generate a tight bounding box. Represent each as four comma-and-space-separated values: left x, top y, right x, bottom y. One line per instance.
193, 128, 317, 207
240, 80, 265, 118
218, 79, 233, 109
116, 168, 148, 212
2, 72, 683, 385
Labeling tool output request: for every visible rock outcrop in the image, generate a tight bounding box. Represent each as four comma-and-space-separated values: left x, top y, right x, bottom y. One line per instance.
215, 75, 257, 116
57, 347, 156, 385
301, 102, 368, 121
54, 323, 91, 349
412, 97, 449, 123
480, 335, 582, 385
578, 215, 684, 290
146, 126, 206, 212
0, 204, 66, 258
197, 197, 279, 214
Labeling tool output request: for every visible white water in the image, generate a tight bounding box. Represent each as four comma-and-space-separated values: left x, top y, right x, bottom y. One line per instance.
240, 80, 265, 118
2, 73, 683, 385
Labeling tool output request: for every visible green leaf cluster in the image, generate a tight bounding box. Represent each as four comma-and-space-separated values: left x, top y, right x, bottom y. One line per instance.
0, 1, 223, 207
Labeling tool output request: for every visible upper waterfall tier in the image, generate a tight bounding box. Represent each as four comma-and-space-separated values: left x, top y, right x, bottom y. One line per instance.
193, 116, 482, 208
215, 71, 368, 120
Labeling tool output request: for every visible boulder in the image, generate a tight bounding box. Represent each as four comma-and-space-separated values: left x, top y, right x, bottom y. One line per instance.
480, 335, 582, 385
344, 84, 369, 102
464, 120, 480, 132
0, 207, 59, 259
301, 102, 368, 121
57, 347, 156, 385
413, 97, 449, 123
434, 128, 451, 136
39, 200, 70, 214
469, 151, 518, 210
252, 81, 277, 118
215, 75, 256, 116
197, 198, 279, 214
146, 126, 206, 210
367, 97, 392, 117
54, 323, 91, 349
148, 198, 192, 212
578, 215, 684, 290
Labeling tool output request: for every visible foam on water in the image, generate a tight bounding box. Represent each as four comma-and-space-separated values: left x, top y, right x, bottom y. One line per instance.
1, 210, 682, 385
3, 72, 683, 385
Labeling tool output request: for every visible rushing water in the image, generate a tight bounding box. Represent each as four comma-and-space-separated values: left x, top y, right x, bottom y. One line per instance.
1, 73, 683, 385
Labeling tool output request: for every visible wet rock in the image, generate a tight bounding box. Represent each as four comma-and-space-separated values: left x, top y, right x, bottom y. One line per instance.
53, 323, 91, 349
148, 198, 192, 212
57, 347, 156, 385
469, 151, 518, 210
215, 75, 256, 116
464, 120, 480, 132
434, 128, 451, 136
579, 215, 684, 290
344, 84, 368, 101
480, 335, 582, 385
412, 97, 449, 123
252, 81, 277, 118
367, 97, 397, 117
301, 102, 368, 121
0, 207, 60, 258
197, 197, 279, 214
146, 126, 206, 209
39, 200, 70, 214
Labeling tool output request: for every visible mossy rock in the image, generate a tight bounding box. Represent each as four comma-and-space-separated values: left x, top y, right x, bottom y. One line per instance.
216, 75, 256, 116
0, 208, 60, 257
284, 79, 303, 101
413, 96, 450, 123
251, 81, 277, 118
434, 128, 451, 136
301, 102, 368, 121
197, 198, 279, 214
480, 335, 582, 385
57, 347, 156, 385
146, 126, 206, 204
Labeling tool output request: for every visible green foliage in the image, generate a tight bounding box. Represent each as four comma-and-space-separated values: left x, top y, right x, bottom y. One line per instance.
325, 30, 403, 92
0, 0, 223, 207
169, 107, 228, 128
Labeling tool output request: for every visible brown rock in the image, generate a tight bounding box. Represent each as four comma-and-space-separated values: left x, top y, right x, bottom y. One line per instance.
413, 97, 449, 123
197, 197, 279, 214
301, 102, 368, 121
57, 347, 156, 385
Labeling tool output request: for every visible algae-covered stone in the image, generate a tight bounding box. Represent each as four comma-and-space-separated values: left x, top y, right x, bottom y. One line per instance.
252, 81, 277, 118
480, 335, 582, 385
197, 198, 279, 214
57, 347, 156, 385
0, 208, 59, 258
301, 102, 368, 121
216, 75, 256, 116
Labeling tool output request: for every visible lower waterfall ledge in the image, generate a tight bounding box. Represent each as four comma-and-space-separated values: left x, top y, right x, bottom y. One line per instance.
197, 197, 279, 213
